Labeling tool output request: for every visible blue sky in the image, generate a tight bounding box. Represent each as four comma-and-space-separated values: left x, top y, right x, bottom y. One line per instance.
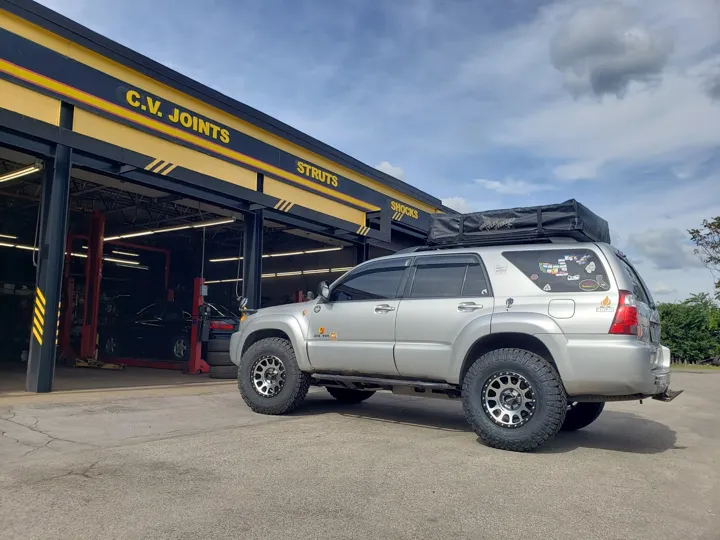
38, 0, 720, 300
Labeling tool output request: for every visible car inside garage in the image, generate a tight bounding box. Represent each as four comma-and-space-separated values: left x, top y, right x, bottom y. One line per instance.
0, 149, 375, 386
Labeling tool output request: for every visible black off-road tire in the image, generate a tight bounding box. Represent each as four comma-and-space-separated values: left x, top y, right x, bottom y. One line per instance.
238, 337, 310, 415
209, 364, 238, 379
326, 387, 376, 404
561, 402, 605, 431
462, 348, 567, 452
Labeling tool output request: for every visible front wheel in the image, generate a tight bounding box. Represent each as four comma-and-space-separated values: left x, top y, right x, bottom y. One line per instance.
561, 402, 605, 431
238, 337, 310, 415
326, 387, 375, 404
462, 348, 567, 452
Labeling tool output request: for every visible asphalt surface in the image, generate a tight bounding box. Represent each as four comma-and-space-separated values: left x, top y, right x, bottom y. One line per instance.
1, 371, 718, 540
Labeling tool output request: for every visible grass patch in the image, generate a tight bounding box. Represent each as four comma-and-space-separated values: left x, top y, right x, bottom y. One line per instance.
671, 363, 720, 371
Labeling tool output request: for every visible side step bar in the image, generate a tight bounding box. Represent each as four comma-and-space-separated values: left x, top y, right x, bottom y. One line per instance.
311, 373, 455, 390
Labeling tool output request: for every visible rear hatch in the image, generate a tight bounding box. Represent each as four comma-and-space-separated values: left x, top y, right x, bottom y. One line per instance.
614, 253, 661, 349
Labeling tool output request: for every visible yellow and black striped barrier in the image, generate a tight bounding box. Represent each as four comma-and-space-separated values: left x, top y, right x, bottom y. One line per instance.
273, 200, 295, 212
144, 157, 178, 176
32, 288, 45, 345
356, 225, 370, 236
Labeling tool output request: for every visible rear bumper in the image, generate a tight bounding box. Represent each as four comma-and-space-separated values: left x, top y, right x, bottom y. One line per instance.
560, 340, 672, 398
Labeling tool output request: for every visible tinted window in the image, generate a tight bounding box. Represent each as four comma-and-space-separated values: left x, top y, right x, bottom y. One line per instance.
137, 303, 163, 320
331, 259, 409, 301
618, 257, 652, 305
163, 304, 184, 321
409, 257, 467, 299
207, 303, 234, 318
463, 263, 491, 297
502, 249, 610, 293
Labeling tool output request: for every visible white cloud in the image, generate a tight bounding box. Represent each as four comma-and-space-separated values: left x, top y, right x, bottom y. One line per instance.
550, 4, 673, 98
553, 160, 602, 181
652, 284, 678, 296
475, 177, 554, 195
626, 228, 705, 270
375, 161, 405, 181
441, 196, 475, 214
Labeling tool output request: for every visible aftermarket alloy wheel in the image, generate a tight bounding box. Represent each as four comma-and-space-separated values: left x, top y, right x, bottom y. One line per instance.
561, 402, 605, 431
238, 337, 310, 415
326, 387, 375, 404
462, 348, 567, 452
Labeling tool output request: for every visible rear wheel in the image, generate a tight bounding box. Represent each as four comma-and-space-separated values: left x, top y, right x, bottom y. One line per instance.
561, 402, 605, 431
462, 348, 567, 452
170, 335, 190, 361
238, 337, 310, 415
326, 387, 375, 404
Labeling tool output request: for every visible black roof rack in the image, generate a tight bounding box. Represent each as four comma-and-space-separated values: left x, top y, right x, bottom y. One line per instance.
421, 199, 610, 249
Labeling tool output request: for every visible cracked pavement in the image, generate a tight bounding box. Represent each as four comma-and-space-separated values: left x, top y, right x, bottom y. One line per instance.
1, 372, 719, 540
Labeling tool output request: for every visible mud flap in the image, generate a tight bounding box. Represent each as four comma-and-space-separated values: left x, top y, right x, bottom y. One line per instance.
651, 388, 684, 402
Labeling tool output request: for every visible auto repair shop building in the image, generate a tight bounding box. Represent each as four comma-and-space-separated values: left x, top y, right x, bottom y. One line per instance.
0, 0, 449, 392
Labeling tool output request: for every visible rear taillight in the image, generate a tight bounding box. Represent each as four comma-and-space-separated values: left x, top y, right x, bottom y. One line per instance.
609, 290, 638, 335
210, 321, 235, 330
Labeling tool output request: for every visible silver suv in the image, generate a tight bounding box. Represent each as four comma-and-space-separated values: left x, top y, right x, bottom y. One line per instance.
229, 241, 681, 452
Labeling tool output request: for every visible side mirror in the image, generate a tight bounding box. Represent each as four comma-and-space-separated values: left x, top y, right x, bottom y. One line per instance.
318, 281, 330, 302
238, 297, 248, 309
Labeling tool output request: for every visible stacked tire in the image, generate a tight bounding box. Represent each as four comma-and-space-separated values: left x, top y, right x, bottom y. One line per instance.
205, 339, 237, 379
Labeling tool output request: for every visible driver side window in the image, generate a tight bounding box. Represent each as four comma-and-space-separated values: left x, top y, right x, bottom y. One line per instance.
330, 258, 410, 302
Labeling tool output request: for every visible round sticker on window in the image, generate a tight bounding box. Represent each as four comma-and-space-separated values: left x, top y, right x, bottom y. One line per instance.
579, 279, 599, 291
530, 273, 539, 281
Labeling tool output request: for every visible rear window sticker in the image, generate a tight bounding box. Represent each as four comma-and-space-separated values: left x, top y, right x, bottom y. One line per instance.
543, 284, 552, 291
567, 274, 580, 281
596, 275, 609, 289
539, 262, 567, 275
530, 273, 539, 281
579, 279, 599, 291
585, 261, 596, 274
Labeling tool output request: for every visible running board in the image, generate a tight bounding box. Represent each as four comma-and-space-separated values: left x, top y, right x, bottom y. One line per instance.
311, 373, 455, 390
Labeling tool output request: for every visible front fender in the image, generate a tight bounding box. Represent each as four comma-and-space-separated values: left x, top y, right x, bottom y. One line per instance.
230, 314, 312, 371
446, 311, 571, 384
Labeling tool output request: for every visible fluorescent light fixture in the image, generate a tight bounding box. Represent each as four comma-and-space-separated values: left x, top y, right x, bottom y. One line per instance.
303, 247, 343, 254
104, 257, 139, 265
276, 271, 302, 277
0, 233, 17, 240
112, 250, 139, 257
104, 217, 235, 242
210, 246, 343, 263
0, 241, 15, 248
16, 244, 38, 251
0, 163, 42, 183
303, 268, 330, 275
71, 252, 88, 258
116, 263, 149, 270
331, 267, 353, 272
209, 256, 242, 263
270, 251, 304, 258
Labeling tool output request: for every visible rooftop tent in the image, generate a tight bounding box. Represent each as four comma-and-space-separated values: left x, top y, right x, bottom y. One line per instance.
427, 199, 611, 247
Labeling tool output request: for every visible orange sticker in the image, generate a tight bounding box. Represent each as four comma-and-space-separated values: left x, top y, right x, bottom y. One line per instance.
330, 332, 337, 340
600, 296, 611, 307
319, 327, 325, 334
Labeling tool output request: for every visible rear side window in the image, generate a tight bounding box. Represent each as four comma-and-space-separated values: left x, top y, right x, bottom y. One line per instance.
408, 255, 491, 299
617, 257, 652, 305
502, 249, 610, 293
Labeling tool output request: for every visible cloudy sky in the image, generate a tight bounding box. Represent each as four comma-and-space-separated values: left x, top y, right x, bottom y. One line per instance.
38, 0, 720, 300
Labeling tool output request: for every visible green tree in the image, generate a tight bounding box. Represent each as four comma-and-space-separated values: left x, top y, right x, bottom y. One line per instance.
658, 294, 720, 363
689, 217, 720, 300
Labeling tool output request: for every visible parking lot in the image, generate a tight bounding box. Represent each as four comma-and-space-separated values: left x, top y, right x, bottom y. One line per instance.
1, 370, 718, 540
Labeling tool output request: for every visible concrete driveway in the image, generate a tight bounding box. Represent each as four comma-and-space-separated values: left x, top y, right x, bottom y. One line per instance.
1, 371, 718, 540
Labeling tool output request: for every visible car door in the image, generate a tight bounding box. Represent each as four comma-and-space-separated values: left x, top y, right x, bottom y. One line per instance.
131, 303, 166, 356
394, 254, 494, 380
306, 257, 411, 376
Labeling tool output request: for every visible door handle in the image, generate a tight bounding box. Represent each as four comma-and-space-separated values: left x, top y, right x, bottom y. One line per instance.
457, 302, 483, 312
374, 304, 396, 313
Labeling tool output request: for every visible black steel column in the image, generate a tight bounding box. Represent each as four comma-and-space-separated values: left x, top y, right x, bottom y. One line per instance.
354, 241, 368, 265
26, 103, 73, 392
242, 209, 263, 309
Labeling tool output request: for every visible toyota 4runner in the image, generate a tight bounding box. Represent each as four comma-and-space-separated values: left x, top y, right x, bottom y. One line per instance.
229, 204, 682, 452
